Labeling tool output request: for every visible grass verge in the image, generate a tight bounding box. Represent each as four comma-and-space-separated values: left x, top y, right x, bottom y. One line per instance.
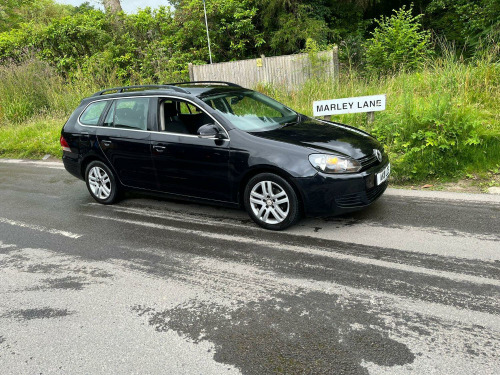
0, 115, 64, 158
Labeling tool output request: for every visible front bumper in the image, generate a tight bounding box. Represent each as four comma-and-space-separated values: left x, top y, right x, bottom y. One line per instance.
292, 158, 390, 217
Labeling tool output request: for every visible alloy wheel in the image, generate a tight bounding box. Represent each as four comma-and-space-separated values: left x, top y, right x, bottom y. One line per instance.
249, 181, 290, 224
88, 166, 112, 200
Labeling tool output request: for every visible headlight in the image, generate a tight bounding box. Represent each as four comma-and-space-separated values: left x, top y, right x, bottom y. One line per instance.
308, 153, 361, 173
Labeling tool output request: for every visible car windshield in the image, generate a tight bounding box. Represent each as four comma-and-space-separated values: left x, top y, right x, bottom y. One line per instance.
202, 91, 298, 132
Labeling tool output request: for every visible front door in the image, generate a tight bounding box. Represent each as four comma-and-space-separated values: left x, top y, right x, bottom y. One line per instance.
151, 98, 231, 202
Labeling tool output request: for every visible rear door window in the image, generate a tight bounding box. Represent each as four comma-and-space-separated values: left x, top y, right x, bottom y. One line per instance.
103, 98, 149, 131
80, 101, 108, 125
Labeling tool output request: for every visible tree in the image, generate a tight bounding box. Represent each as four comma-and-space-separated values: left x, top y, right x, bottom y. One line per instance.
101, 0, 122, 14
425, 0, 499, 51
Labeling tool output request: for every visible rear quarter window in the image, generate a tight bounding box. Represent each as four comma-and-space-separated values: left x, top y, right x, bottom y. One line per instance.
80, 101, 108, 125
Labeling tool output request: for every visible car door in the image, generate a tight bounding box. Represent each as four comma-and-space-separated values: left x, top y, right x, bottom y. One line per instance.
150, 97, 231, 202
97, 97, 156, 190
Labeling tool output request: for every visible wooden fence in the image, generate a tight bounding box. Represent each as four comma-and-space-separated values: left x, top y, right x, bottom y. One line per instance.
188, 47, 339, 90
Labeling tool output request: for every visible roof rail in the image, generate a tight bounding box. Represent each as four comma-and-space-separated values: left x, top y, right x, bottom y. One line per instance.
92, 84, 189, 96
166, 81, 242, 88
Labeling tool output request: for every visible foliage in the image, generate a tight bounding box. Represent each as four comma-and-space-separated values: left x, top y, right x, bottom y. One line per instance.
171, 0, 263, 62
0, 59, 62, 123
0, 0, 496, 81
38, 10, 114, 74
0, 1, 267, 81
0, 58, 119, 125
256, 0, 331, 54
425, 0, 500, 52
365, 6, 432, 74
0, 0, 73, 32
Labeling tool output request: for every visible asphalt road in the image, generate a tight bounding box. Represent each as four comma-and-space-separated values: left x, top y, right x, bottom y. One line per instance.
0, 159, 499, 375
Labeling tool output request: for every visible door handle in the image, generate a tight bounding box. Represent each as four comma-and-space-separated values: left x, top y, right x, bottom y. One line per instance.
153, 145, 166, 152
102, 140, 112, 147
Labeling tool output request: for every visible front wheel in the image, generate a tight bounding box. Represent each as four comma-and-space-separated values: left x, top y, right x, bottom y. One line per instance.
85, 160, 119, 204
244, 173, 301, 230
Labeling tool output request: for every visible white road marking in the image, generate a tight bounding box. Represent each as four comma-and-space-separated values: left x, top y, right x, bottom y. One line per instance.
0, 159, 64, 170
0, 217, 82, 239
0, 240, 17, 249
87, 203, 251, 230
87, 203, 500, 262
84, 213, 500, 287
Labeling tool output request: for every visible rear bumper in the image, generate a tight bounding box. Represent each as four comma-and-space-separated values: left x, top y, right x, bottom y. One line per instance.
292, 159, 389, 217
62, 154, 83, 180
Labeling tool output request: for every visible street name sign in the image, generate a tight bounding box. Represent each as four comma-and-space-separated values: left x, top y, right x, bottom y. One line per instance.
313, 94, 386, 117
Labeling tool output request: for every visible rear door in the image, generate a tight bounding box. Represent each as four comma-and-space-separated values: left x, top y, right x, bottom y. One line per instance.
97, 97, 156, 190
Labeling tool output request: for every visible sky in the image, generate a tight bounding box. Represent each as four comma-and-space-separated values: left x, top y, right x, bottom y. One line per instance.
55, 0, 169, 14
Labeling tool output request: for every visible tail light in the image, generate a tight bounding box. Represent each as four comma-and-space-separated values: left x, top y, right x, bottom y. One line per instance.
60, 135, 71, 152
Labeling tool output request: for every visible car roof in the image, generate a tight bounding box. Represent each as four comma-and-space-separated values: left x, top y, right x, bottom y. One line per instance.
86, 83, 249, 102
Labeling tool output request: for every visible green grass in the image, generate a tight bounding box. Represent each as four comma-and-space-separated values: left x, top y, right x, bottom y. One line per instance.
0, 115, 64, 158
0, 54, 498, 183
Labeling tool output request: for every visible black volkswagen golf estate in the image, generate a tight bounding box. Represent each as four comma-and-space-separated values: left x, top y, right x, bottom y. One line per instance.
61, 82, 390, 230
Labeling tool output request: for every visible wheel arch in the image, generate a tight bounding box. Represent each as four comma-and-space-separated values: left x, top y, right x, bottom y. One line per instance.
80, 154, 119, 184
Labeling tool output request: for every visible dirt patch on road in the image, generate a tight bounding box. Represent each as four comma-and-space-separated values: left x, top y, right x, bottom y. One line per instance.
5, 308, 74, 321
134, 292, 415, 375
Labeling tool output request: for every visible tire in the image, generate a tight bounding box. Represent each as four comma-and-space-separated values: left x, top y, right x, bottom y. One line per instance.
85, 160, 119, 204
244, 173, 301, 230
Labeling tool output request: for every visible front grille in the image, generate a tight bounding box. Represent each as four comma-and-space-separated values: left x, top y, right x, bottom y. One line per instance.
357, 153, 379, 170
335, 181, 388, 208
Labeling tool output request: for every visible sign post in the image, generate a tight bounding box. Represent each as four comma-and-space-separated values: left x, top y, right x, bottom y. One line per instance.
313, 94, 386, 123
367, 111, 375, 124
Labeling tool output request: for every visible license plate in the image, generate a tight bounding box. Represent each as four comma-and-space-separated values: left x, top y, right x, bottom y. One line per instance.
376, 163, 390, 185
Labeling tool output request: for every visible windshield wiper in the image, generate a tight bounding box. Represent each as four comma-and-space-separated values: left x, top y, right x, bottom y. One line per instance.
280, 121, 297, 128
280, 115, 302, 129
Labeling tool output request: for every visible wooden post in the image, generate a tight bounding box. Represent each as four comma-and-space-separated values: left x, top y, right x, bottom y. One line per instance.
188, 63, 194, 81
332, 46, 340, 81
367, 111, 374, 124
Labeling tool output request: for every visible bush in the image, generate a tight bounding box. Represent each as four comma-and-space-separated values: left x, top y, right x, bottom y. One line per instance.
365, 6, 432, 75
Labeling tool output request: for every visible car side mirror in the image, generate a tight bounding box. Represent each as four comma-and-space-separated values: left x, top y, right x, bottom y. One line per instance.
198, 123, 226, 139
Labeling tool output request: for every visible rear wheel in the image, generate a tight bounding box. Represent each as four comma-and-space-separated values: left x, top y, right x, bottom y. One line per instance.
85, 160, 119, 204
244, 173, 301, 230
